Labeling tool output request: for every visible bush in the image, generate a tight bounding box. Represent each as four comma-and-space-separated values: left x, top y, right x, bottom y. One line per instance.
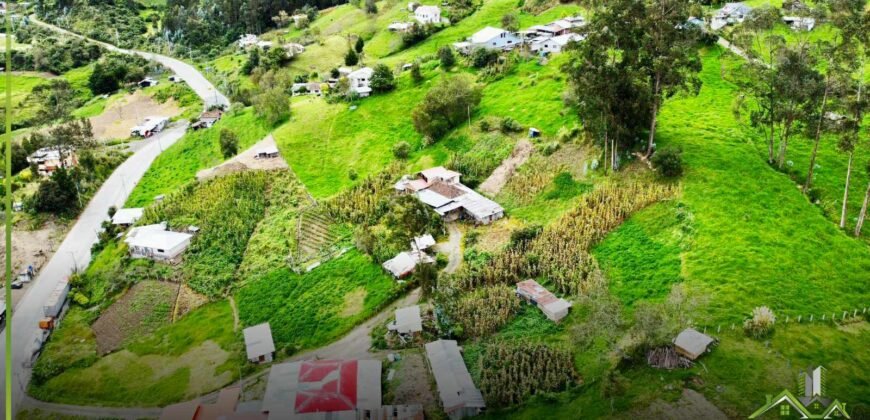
744, 306, 776, 338
392, 141, 411, 159
402, 22, 430, 46
471, 48, 499, 68
500, 117, 522, 133
355, 36, 365, 53
348, 169, 359, 180
479, 119, 491, 132
652, 147, 684, 178
438, 45, 456, 69
252, 87, 291, 125
410, 62, 423, 84
412, 75, 482, 142
370, 64, 396, 93
540, 141, 560, 156
219, 129, 239, 158
32, 168, 79, 214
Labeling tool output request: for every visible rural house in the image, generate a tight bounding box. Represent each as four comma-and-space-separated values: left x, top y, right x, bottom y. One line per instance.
414, 5, 441, 24
782, 16, 815, 31
238, 34, 273, 49
26, 147, 78, 177
395, 167, 505, 225
124, 223, 193, 261
348, 67, 374, 97
160, 385, 265, 420
673, 328, 715, 360
516, 279, 572, 322
111, 208, 144, 227
531, 33, 584, 54
411, 234, 436, 252
291, 82, 323, 96
388, 22, 414, 32
453, 26, 521, 54
388, 305, 423, 335
425, 340, 486, 419
711, 2, 752, 30
243, 323, 276, 364
383, 250, 435, 278
191, 110, 222, 130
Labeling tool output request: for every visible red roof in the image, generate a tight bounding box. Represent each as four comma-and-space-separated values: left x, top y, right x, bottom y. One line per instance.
516, 279, 559, 306
295, 360, 359, 413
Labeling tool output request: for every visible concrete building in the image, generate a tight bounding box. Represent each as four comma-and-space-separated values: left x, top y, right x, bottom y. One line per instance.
111, 208, 145, 227
244, 323, 276, 364
515, 279, 572, 322
425, 340, 485, 419
124, 223, 193, 261
414, 5, 441, 24
388, 305, 423, 335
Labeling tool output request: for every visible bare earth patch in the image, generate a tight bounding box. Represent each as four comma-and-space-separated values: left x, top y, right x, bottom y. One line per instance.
174, 284, 209, 320
1, 220, 65, 308
92, 281, 179, 354
479, 139, 533, 196
472, 218, 522, 254
89, 91, 182, 140
340, 288, 367, 318
196, 135, 288, 181
640, 389, 729, 420
387, 350, 440, 417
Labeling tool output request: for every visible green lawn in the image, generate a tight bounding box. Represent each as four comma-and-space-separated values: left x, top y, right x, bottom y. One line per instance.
235, 250, 405, 353
126, 107, 273, 206
30, 302, 241, 407
0, 73, 50, 124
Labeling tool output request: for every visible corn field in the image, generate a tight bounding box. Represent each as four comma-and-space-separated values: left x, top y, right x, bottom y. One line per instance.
141, 172, 269, 297
323, 163, 402, 225
453, 182, 677, 295
450, 285, 521, 338
502, 157, 566, 206
477, 341, 579, 407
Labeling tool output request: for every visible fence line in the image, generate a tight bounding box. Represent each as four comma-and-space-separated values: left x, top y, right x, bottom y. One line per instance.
689, 306, 868, 336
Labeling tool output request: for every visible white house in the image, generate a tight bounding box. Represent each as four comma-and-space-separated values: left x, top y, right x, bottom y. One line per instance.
348, 67, 374, 97
414, 5, 441, 25
389, 305, 423, 335
711, 2, 752, 30
425, 340, 486, 419
388, 22, 414, 32
383, 250, 435, 278
454, 26, 521, 54
238, 34, 259, 48
783, 16, 815, 31
243, 323, 276, 364
531, 33, 583, 54
111, 208, 144, 227
395, 167, 505, 225
124, 223, 192, 261
411, 234, 436, 252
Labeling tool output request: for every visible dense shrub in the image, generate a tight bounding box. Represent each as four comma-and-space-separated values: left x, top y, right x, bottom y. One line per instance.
370, 64, 396, 93
744, 306, 776, 338
219, 129, 239, 158
392, 141, 411, 159
438, 46, 456, 69
412, 75, 482, 142
471, 48, 499, 68
652, 146, 684, 178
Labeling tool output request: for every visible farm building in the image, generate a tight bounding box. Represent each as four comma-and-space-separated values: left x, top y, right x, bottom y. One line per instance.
160, 385, 266, 420
425, 340, 486, 419
244, 323, 276, 364
388, 22, 413, 32
411, 234, 436, 252
711, 2, 752, 30
453, 26, 521, 54
395, 167, 504, 225
255, 147, 281, 159
673, 328, 715, 360
124, 223, 193, 261
262, 359, 383, 418
191, 110, 223, 130
111, 208, 144, 227
515, 279, 572, 322
131, 116, 169, 137
348, 67, 374, 97
783, 16, 815, 31
237, 34, 274, 49
26, 147, 78, 177
291, 82, 323, 96
414, 5, 440, 24
388, 305, 422, 335
383, 251, 435, 278
531, 33, 584, 54
285, 43, 305, 54
138, 77, 158, 88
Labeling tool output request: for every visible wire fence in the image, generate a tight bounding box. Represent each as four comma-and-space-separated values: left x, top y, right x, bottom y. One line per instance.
692, 306, 868, 337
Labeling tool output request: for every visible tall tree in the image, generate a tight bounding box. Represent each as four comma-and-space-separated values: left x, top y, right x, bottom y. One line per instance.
640, 0, 702, 157
855, 159, 870, 236
772, 46, 823, 169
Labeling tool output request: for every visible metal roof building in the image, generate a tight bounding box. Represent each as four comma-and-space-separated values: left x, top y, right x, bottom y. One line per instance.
111, 208, 144, 226
389, 305, 422, 335
425, 340, 485, 419
673, 328, 715, 360
244, 323, 276, 364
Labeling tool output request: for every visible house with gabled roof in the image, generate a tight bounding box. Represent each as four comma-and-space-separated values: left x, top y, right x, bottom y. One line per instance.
749, 366, 851, 419
453, 26, 521, 54
395, 167, 504, 225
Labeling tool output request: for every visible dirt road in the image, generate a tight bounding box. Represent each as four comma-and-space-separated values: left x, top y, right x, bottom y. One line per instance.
436, 223, 463, 274
478, 139, 533, 196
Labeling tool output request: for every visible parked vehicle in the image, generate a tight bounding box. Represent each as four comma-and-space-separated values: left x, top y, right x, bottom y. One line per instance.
43, 279, 70, 319
131, 116, 170, 137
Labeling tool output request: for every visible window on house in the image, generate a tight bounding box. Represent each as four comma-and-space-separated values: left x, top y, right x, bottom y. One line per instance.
780, 404, 790, 416
157, 249, 165, 253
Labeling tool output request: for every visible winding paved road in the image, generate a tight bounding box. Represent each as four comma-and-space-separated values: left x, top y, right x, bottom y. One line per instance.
2, 19, 227, 412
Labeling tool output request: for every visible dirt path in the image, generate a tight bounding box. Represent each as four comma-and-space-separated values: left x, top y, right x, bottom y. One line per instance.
640, 389, 729, 420
196, 134, 288, 181
89, 91, 182, 140
478, 139, 533, 196
435, 223, 463, 274
288, 288, 422, 362
0, 221, 64, 309
229, 295, 240, 332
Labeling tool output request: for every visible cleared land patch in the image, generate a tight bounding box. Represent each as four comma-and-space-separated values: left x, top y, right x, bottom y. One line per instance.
91, 280, 178, 354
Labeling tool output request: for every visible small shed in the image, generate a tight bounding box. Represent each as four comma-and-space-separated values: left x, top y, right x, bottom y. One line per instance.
243, 323, 276, 364
411, 234, 436, 252
516, 279, 572, 322
138, 77, 158, 88
389, 305, 423, 335
528, 127, 541, 138
673, 328, 715, 360
383, 251, 434, 278
111, 208, 144, 226
255, 147, 280, 159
